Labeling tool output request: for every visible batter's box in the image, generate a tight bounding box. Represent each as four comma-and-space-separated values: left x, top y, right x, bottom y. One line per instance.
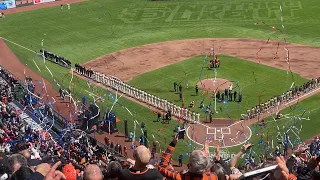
221, 127, 231, 134
207, 127, 216, 135
214, 134, 224, 141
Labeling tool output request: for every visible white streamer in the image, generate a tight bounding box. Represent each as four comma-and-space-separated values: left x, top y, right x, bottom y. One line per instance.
33, 59, 41, 72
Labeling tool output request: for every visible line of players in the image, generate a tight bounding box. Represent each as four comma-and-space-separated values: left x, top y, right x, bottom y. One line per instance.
40, 49, 72, 68
247, 78, 320, 119
74, 64, 94, 77
74, 67, 201, 123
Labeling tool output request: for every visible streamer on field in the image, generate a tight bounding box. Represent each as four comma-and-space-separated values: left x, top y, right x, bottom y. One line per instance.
105, 90, 156, 147
211, 80, 241, 120
251, 38, 270, 82
86, 4, 114, 36
251, 5, 299, 153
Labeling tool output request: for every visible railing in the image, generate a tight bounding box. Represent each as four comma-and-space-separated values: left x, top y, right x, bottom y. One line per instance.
1, 65, 127, 158
79, 69, 200, 123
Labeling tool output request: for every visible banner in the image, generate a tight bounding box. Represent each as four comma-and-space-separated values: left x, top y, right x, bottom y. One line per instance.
33, 0, 55, 5
0, 0, 16, 10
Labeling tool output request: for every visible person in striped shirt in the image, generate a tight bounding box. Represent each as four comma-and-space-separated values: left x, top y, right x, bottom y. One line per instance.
158, 134, 218, 180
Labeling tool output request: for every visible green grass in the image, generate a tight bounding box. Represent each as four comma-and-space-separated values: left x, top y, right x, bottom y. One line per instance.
1, 0, 320, 162
231, 92, 320, 159
1, 0, 320, 65
7, 48, 199, 163
128, 55, 307, 119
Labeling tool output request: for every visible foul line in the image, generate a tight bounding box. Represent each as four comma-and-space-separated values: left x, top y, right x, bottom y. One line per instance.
0, 37, 39, 55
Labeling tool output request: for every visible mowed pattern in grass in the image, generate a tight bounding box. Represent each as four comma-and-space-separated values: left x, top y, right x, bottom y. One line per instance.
1, 0, 320, 66
128, 55, 307, 119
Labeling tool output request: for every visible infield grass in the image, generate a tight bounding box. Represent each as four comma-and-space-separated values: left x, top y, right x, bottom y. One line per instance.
128, 55, 307, 120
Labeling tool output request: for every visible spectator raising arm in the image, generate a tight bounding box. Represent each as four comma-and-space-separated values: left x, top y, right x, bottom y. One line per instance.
230, 144, 252, 170
158, 134, 180, 179
158, 134, 218, 180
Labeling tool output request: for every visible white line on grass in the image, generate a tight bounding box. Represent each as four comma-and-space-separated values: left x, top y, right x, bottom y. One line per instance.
0, 37, 39, 55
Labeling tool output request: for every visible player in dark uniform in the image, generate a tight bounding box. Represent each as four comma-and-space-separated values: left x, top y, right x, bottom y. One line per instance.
195, 85, 199, 96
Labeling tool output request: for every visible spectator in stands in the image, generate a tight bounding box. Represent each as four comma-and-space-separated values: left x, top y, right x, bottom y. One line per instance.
118, 145, 163, 180
228, 144, 253, 179
106, 161, 122, 179
10, 166, 34, 180
158, 134, 218, 180
84, 164, 104, 180
6, 154, 28, 176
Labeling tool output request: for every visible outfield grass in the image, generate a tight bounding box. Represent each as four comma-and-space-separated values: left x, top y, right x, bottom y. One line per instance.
128, 55, 307, 119
1, 0, 320, 162
1, 0, 320, 65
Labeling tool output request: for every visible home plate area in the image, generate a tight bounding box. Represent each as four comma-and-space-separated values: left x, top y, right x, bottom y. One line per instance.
186, 121, 252, 148
207, 127, 231, 141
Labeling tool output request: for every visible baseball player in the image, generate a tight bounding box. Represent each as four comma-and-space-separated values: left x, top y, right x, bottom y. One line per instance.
210, 47, 215, 59
196, 112, 200, 123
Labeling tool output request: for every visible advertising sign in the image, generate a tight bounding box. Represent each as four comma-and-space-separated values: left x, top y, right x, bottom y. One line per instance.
0, 0, 16, 10
33, 0, 55, 5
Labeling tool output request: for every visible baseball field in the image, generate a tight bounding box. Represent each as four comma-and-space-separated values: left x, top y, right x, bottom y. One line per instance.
1, 0, 320, 163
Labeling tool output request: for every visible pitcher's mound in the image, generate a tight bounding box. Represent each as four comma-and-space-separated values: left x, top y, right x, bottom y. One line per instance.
197, 78, 232, 92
